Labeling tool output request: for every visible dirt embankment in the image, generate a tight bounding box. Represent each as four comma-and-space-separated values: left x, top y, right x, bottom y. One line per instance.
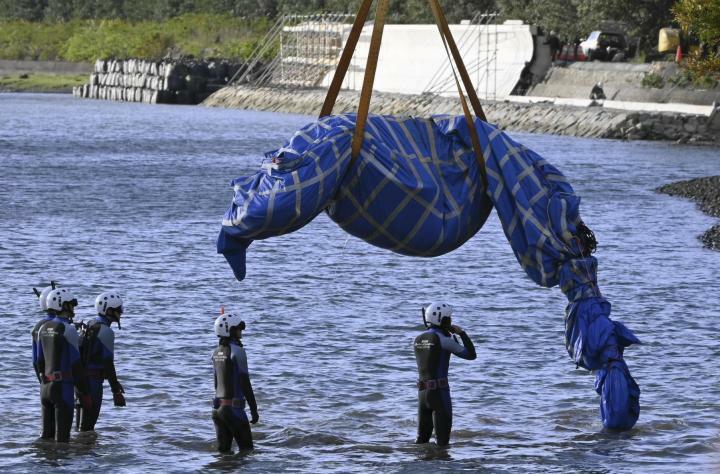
204, 85, 720, 144
657, 176, 720, 250
0, 60, 91, 93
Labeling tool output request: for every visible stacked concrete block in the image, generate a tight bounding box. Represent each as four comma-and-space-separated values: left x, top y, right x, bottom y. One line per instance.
73, 58, 244, 105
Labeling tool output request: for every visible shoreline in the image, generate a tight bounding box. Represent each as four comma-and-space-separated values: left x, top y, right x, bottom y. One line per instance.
657, 176, 720, 250
204, 85, 720, 145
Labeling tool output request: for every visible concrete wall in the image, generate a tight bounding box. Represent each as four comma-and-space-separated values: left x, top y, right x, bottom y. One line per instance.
320, 22, 540, 100
528, 62, 720, 105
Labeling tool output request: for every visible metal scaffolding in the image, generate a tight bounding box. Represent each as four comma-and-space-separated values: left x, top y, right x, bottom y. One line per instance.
423, 11, 500, 100
231, 14, 355, 88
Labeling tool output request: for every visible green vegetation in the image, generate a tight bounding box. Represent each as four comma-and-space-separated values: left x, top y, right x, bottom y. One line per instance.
0, 15, 271, 61
0, 0, 694, 62
673, 0, 720, 79
641, 72, 665, 88
0, 72, 87, 92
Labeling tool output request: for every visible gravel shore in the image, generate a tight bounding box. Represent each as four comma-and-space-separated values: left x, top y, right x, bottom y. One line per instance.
204, 85, 720, 144
656, 176, 720, 250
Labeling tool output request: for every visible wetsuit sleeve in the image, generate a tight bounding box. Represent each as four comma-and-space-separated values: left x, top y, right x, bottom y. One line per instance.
99, 327, 122, 393
456, 331, 477, 360
439, 331, 477, 360
233, 348, 257, 414
66, 324, 89, 394
35, 325, 45, 383
32, 325, 42, 383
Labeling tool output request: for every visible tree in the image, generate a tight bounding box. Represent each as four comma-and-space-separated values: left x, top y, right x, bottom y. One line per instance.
673, 0, 720, 77
45, 0, 74, 21
0, 0, 47, 21
674, 0, 720, 45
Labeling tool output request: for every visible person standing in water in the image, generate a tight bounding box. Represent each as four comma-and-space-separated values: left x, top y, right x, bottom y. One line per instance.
37, 288, 91, 442
212, 311, 259, 452
414, 302, 476, 446
77, 291, 126, 432
32, 282, 58, 384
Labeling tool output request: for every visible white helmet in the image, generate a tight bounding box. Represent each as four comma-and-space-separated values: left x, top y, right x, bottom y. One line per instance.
95, 291, 123, 316
46, 288, 78, 312
214, 312, 246, 337
34, 284, 57, 311
423, 302, 453, 327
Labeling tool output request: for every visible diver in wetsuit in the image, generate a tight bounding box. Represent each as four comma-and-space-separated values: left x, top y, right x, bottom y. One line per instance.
212, 312, 259, 452
32, 282, 58, 384
414, 302, 476, 446
78, 291, 126, 431
37, 288, 91, 442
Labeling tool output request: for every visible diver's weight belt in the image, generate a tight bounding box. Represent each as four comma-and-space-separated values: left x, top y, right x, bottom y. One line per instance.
417, 377, 449, 390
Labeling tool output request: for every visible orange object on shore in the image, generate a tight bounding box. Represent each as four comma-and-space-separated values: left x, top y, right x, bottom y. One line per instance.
676, 45, 683, 62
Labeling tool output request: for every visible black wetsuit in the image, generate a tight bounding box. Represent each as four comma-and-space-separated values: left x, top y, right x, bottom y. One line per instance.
413, 326, 476, 446
32, 313, 55, 384
37, 316, 87, 442
79, 315, 122, 431
212, 338, 258, 452
590, 85, 606, 100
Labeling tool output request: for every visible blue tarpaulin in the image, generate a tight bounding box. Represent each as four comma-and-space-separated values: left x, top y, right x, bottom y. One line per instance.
218, 113, 641, 430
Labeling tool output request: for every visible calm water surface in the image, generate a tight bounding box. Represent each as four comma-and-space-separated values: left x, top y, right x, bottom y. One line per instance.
1, 93, 719, 472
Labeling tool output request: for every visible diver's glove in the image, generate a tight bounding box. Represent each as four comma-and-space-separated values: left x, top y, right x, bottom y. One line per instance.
112, 382, 126, 407
113, 391, 126, 407
250, 409, 259, 424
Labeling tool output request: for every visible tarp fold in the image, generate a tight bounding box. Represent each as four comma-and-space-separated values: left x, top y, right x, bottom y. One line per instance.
218, 113, 641, 430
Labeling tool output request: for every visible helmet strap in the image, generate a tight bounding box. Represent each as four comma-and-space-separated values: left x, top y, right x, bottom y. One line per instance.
105, 308, 122, 329
421, 307, 429, 328
440, 317, 452, 331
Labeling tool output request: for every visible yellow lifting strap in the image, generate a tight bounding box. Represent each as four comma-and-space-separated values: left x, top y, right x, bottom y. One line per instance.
319, 0, 374, 118
319, 0, 488, 190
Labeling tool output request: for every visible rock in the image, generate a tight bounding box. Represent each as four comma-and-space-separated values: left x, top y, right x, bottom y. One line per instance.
657, 176, 720, 251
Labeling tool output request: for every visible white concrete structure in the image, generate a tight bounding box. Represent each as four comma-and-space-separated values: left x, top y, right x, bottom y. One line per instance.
320, 21, 539, 100
507, 95, 716, 116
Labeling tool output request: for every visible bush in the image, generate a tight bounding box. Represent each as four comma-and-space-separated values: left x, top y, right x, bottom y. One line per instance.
641, 72, 664, 88
0, 14, 270, 62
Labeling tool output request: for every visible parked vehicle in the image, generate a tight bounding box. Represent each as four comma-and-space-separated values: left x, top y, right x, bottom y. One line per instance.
579, 30, 633, 61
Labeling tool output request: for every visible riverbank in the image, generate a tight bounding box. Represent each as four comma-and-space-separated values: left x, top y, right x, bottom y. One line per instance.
657, 176, 720, 250
0, 72, 87, 93
204, 85, 720, 144
0, 59, 91, 93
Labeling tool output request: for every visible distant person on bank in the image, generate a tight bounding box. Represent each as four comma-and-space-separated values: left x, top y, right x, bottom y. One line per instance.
590, 81, 606, 100
547, 30, 561, 61
413, 302, 476, 446
212, 311, 259, 452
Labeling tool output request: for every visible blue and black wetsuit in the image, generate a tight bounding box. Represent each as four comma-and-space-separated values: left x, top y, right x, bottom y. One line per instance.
79, 316, 121, 431
37, 316, 87, 442
32, 313, 55, 384
413, 326, 476, 446
212, 338, 258, 452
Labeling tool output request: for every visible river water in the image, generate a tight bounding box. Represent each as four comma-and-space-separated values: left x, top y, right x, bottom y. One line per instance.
1, 93, 719, 472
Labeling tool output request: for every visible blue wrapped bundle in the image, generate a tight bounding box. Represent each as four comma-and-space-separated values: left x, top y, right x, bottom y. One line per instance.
218, 113, 642, 430
595, 359, 641, 430
562, 256, 641, 430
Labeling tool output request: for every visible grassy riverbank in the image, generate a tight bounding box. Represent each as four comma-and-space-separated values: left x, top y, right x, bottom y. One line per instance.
0, 72, 87, 92
0, 14, 270, 62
